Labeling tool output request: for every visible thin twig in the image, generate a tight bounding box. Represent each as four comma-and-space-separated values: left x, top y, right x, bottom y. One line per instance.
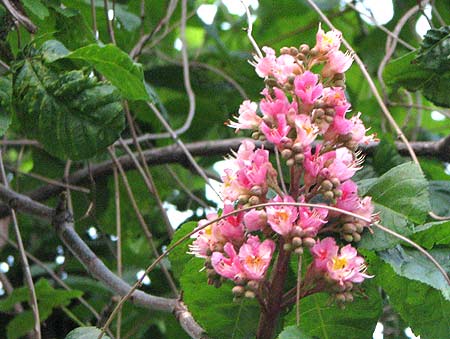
305, 0, 422, 171
107, 148, 178, 295
274, 148, 288, 195
345, 2, 415, 50
90, 0, 98, 38
296, 254, 302, 326
0, 0, 37, 33
113, 166, 122, 339
103, 0, 116, 44
390, 102, 450, 119
0, 150, 41, 339
240, 0, 262, 58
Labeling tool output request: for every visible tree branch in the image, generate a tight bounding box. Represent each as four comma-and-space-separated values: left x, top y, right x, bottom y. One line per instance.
0, 136, 448, 219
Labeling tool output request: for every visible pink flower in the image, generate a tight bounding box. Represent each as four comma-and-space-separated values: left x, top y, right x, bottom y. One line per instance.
322, 148, 361, 182
253, 47, 298, 84
211, 243, 245, 281
254, 46, 277, 78
334, 180, 360, 214
239, 236, 275, 280
260, 114, 291, 146
322, 87, 350, 111
311, 237, 338, 270
189, 213, 222, 258
294, 114, 318, 148
216, 205, 244, 243
327, 244, 372, 285
348, 113, 377, 145
260, 88, 293, 118
322, 50, 353, 78
356, 196, 374, 222
297, 199, 328, 236
294, 71, 323, 106
314, 23, 342, 54
243, 209, 267, 232
228, 100, 261, 131
266, 195, 298, 237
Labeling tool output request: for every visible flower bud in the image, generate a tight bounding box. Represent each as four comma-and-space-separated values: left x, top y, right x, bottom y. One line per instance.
296, 53, 306, 61
292, 237, 303, 247
232, 285, 245, 297
310, 47, 319, 56
323, 191, 334, 200
251, 131, 260, 140
325, 115, 334, 123
334, 80, 346, 88
335, 293, 346, 303
245, 290, 256, 299
249, 195, 260, 205
238, 194, 250, 204
280, 47, 291, 54
299, 44, 310, 54
247, 280, 259, 292
344, 292, 354, 302
331, 178, 341, 187
352, 232, 361, 242
344, 281, 353, 290
292, 227, 306, 238
286, 158, 295, 167
281, 149, 293, 159
303, 237, 316, 248
250, 185, 263, 196
355, 223, 364, 233
289, 47, 299, 55
292, 142, 303, 153
321, 179, 333, 191
342, 223, 356, 233
333, 189, 342, 198
333, 73, 345, 81
294, 153, 305, 163
325, 108, 335, 116
343, 234, 354, 242
294, 247, 304, 255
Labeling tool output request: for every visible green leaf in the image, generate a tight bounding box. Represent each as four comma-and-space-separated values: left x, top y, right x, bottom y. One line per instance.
372, 139, 406, 175
284, 281, 382, 339
422, 71, 450, 108
62, 44, 149, 101
412, 220, 450, 249
169, 221, 197, 280
0, 279, 83, 339
416, 26, 450, 71
22, 0, 49, 20
278, 326, 314, 339
13, 45, 125, 160
180, 259, 260, 339
429, 180, 450, 217
370, 254, 450, 339
40, 39, 70, 63
379, 245, 450, 300
383, 52, 432, 91
360, 162, 431, 250
65, 327, 111, 339
0, 75, 12, 136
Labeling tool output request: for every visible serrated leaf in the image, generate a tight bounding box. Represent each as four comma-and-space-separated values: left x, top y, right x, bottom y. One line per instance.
383, 52, 432, 91
284, 281, 382, 339
22, 0, 49, 20
422, 71, 450, 107
416, 26, 450, 71
0, 75, 12, 136
52, 7, 95, 50
62, 44, 149, 101
379, 245, 450, 301
429, 180, 450, 217
40, 40, 70, 63
278, 326, 314, 339
65, 327, 111, 339
370, 254, 450, 339
180, 259, 260, 339
13, 45, 125, 160
168, 221, 197, 280
360, 162, 431, 250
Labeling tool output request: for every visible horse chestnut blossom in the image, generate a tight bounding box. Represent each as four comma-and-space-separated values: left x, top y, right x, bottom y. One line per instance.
189, 24, 377, 316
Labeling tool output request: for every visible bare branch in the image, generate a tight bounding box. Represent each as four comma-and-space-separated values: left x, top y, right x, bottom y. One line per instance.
1, 0, 37, 33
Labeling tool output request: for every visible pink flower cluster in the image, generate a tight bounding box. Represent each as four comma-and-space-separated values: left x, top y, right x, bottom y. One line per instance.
189, 25, 376, 304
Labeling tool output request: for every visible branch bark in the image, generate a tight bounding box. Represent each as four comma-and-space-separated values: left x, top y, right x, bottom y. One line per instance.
0, 136, 448, 219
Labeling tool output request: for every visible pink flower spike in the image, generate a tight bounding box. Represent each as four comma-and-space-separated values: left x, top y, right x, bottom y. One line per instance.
211, 243, 245, 281
266, 195, 298, 237
297, 202, 328, 237
315, 23, 342, 54
294, 114, 318, 148
322, 50, 353, 78
294, 71, 323, 106
311, 237, 338, 271
260, 88, 292, 118
228, 100, 261, 132
216, 204, 244, 243
239, 236, 275, 280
